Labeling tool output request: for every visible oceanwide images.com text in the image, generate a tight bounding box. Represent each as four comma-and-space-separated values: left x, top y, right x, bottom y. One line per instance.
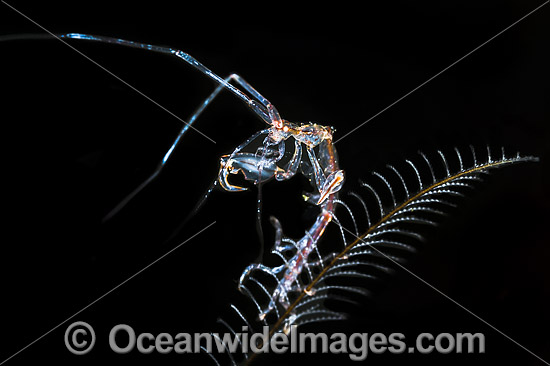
65, 322, 486, 361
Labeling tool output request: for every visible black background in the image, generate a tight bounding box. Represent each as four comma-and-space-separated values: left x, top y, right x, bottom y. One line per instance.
0, 1, 548, 365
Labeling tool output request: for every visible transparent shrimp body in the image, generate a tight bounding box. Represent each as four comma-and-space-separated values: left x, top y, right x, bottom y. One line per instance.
219, 119, 345, 203
233, 117, 345, 320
